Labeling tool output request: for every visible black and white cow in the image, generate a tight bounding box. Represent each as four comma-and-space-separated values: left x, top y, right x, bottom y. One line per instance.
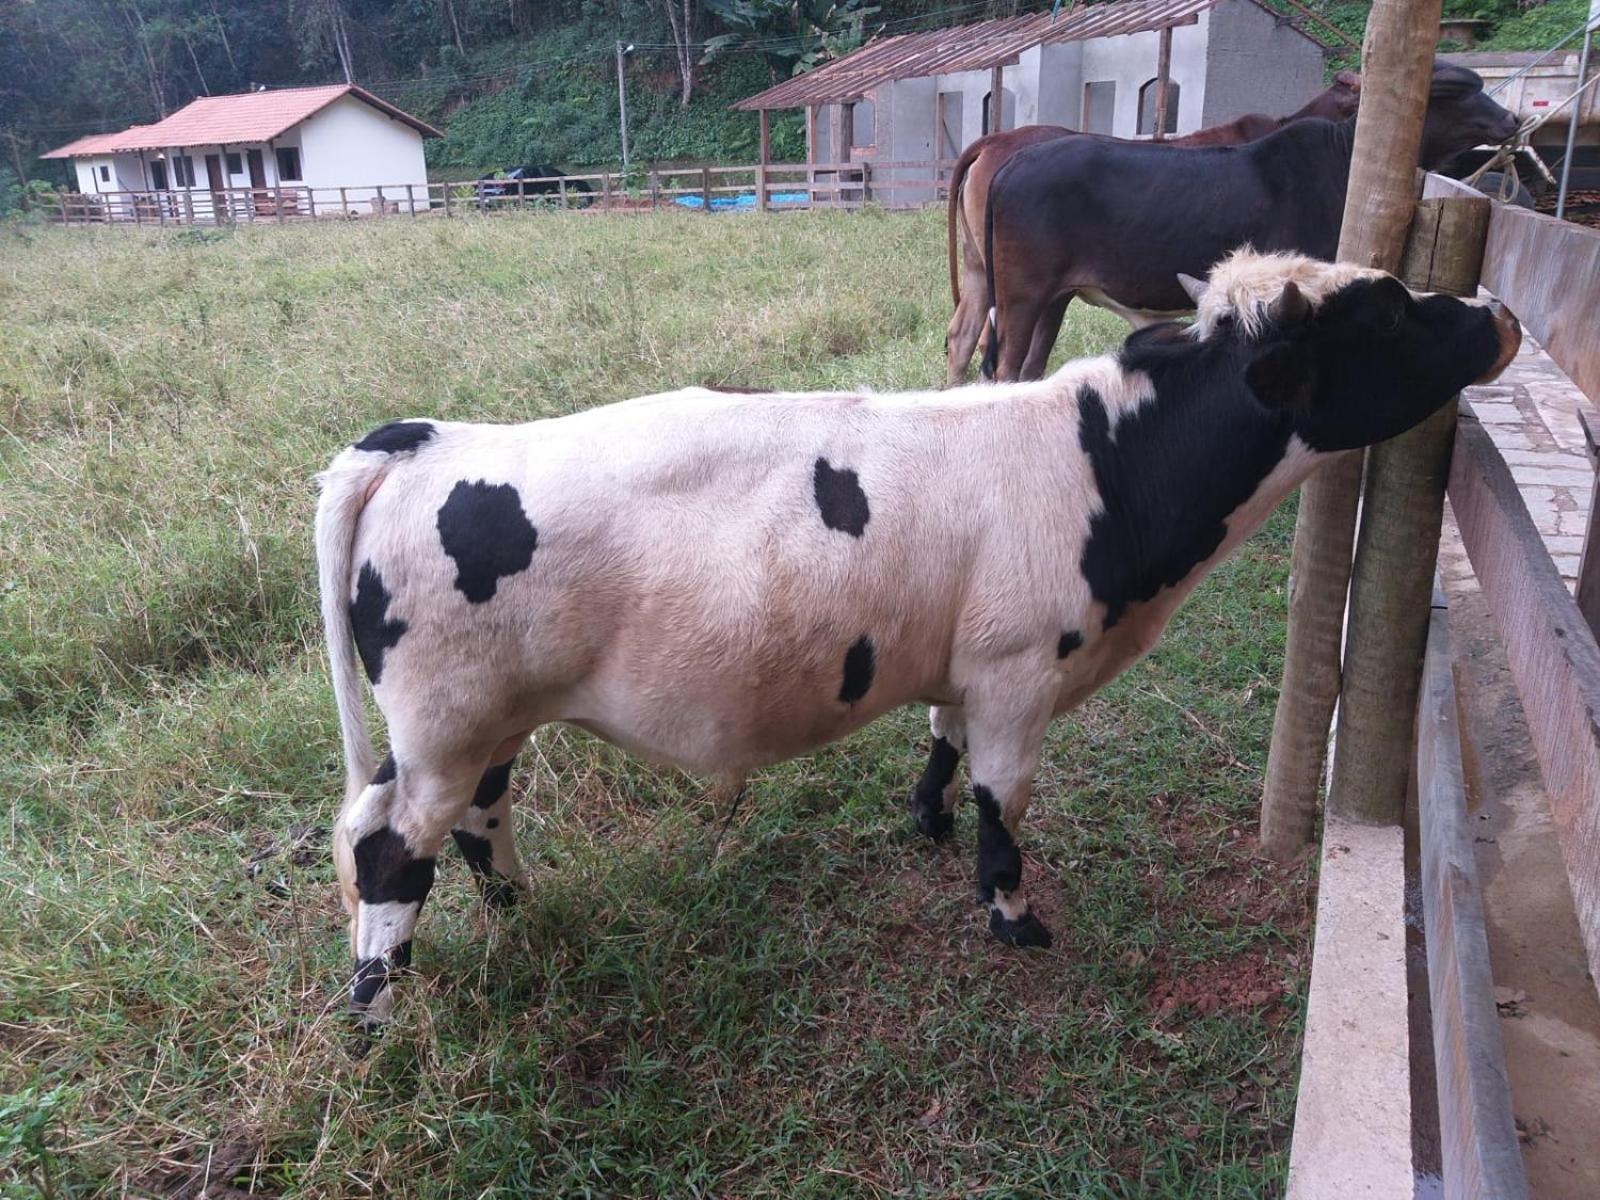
317, 250, 1521, 1023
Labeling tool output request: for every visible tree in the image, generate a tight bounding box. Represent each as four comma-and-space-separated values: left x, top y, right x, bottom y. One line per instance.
701, 0, 880, 79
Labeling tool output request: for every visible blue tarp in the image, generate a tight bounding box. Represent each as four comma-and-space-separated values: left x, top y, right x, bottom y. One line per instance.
673, 192, 810, 211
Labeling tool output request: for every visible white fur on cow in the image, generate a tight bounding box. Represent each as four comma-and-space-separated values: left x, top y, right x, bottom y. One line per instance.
316, 250, 1520, 1023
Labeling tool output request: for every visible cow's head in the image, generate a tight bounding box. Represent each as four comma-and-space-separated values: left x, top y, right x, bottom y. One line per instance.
1420, 64, 1519, 166
1323, 70, 1362, 122
1185, 250, 1520, 452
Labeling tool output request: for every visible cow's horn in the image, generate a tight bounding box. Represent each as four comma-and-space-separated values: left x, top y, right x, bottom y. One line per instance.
1177, 272, 1209, 304
1270, 280, 1310, 326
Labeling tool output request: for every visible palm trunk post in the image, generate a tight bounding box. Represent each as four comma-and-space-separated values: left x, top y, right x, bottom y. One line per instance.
1259, 0, 1446, 855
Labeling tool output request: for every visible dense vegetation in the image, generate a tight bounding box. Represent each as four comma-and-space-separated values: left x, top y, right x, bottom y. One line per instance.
1, 0, 1587, 208
0, 207, 1314, 1197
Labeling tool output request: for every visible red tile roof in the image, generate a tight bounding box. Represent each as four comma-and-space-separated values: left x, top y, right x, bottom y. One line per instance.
42, 84, 441, 159
39, 126, 156, 159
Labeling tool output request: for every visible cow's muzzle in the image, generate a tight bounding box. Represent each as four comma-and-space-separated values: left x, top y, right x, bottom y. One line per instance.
1474, 299, 1521, 384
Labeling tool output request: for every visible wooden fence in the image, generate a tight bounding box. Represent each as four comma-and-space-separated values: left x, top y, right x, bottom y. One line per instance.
1412, 172, 1600, 1198
40, 159, 960, 227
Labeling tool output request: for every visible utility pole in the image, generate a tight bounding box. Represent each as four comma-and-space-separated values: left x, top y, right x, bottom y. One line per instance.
616, 41, 634, 169
1555, 0, 1597, 220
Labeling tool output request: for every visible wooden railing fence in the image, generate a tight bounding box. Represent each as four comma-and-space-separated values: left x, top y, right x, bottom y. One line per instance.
1408, 172, 1600, 1199
40, 159, 961, 226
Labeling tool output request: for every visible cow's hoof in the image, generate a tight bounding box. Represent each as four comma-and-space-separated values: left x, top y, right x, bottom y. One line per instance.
989, 908, 1054, 949
478, 874, 526, 910
912, 801, 955, 842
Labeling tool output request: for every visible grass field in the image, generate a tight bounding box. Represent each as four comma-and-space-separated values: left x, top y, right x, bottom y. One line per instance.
1, 210, 1313, 1198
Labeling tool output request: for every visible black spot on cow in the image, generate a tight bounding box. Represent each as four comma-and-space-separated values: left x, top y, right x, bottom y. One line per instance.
910, 736, 961, 841
351, 939, 412, 1008
372, 752, 397, 786
436, 480, 539, 604
813, 458, 870, 537
973, 784, 1053, 947
472, 759, 514, 809
353, 827, 437, 906
1057, 631, 1083, 659
451, 831, 519, 907
838, 635, 875, 704
486, 818, 500, 829
354, 420, 435, 455
1076, 370, 1292, 631
973, 785, 1020, 904
452, 830, 493, 874
351, 563, 408, 684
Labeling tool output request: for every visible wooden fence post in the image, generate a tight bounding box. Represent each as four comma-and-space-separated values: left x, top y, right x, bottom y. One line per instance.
701, 166, 712, 212
183, 189, 195, 225
406, 183, 416, 216
441, 183, 451, 217
758, 110, 770, 212
374, 186, 384, 217
1328, 192, 1491, 824
1260, 0, 1444, 854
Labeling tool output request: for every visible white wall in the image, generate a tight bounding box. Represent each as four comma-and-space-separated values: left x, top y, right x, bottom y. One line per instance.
297, 93, 429, 207
1076, 11, 1211, 139
1200, 0, 1324, 126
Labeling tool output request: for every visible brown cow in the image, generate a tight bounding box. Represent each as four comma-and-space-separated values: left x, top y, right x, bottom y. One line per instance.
943, 72, 1361, 385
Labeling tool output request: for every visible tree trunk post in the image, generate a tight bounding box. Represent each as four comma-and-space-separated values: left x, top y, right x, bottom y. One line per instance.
1259, 0, 1445, 855
1328, 193, 1491, 824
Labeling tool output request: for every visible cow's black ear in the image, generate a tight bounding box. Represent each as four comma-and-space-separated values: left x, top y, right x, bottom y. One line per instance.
1245, 340, 1317, 411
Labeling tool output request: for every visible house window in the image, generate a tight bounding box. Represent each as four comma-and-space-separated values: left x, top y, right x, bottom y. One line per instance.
1083, 81, 1116, 135
850, 98, 875, 148
226, 152, 243, 176
1137, 78, 1180, 136
150, 160, 168, 190
99, 164, 110, 183
173, 155, 196, 187
276, 147, 302, 181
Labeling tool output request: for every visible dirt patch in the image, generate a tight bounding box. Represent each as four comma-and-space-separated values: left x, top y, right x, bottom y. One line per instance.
1146, 947, 1292, 1017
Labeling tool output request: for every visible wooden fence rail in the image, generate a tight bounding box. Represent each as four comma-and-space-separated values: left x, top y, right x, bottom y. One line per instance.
40, 158, 962, 227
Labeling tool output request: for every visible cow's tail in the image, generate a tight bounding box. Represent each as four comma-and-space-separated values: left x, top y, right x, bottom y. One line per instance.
315, 449, 385, 806
980, 173, 1001, 381
946, 139, 985, 307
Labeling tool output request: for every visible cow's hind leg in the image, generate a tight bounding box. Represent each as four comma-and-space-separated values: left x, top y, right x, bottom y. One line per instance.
964, 691, 1054, 948
450, 745, 530, 909
910, 705, 966, 841
945, 253, 992, 387
1018, 294, 1072, 382
987, 298, 1046, 383
334, 751, 481, 1026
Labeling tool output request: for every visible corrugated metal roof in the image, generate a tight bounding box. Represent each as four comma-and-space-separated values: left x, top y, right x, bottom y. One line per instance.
734, 0, 1315, 110
42, 84, 442, 159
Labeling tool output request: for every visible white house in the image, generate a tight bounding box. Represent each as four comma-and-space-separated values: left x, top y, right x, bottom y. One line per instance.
42, 84, 442, 220
736, 0, 1331, 206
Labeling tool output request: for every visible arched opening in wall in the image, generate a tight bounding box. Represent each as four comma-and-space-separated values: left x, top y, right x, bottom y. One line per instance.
1137, 78, 1180, 136
981, 88, 1014, 135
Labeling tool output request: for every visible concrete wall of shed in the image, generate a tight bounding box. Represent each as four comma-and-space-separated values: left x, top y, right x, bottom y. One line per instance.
1200, 0, 1324, 127
1078, 11, 1211, 138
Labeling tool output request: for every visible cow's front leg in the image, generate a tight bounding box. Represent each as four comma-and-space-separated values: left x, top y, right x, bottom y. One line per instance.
965, 698, 1054, 948
451, 754, 529, 908
334, 753, 478, 1026
910, 705, 966, 842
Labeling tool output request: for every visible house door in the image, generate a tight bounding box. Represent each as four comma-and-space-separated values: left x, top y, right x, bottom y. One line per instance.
205, 153, 227, 222
246, 149, 266, 216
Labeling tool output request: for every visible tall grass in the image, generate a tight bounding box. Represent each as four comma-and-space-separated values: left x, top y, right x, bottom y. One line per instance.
0, 210, 1309, 1197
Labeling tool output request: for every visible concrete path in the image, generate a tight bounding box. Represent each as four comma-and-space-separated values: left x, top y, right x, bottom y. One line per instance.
1461, 331, 1595, 585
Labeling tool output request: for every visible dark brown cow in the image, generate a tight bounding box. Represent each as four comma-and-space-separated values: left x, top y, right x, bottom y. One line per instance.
943, 73, 1361, 385
980, 64, 1519, 382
